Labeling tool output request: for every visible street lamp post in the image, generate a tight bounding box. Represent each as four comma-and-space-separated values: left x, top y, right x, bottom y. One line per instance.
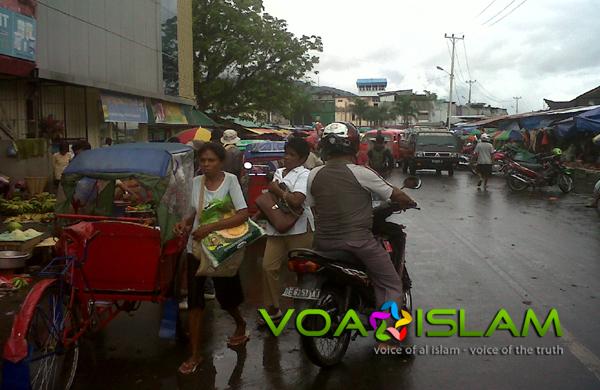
436, 66, 453, 130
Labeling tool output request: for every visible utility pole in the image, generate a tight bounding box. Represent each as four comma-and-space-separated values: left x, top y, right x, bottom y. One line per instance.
466, 80, 476, 104
444, 34, 464, 130
513, 96, 522, 113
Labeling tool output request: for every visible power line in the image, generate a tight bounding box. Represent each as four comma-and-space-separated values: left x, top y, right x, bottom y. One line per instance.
482, 0, 517, 25
490, 0, 529, 26
476, 0, 498, 17
462, 40, 472, 80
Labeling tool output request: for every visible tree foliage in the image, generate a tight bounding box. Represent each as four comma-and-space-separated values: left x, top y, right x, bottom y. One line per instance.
192, 0, 322, 116
393, 96, 418, 126
351, 98, 369, 123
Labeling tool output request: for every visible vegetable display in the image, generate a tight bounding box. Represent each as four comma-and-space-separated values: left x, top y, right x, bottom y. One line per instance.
0, 193, 56, 216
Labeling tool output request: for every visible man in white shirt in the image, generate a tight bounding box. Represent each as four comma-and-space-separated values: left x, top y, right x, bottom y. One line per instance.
52, 141, 71, 188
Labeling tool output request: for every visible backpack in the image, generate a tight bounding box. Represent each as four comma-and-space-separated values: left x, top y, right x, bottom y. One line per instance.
369, 148, 390, 172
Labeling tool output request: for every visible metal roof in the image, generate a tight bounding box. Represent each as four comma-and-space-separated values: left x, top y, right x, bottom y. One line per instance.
356, 78, 388, 85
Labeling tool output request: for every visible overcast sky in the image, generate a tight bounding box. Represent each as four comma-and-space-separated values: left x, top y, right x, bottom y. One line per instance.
262, 0, 600, 114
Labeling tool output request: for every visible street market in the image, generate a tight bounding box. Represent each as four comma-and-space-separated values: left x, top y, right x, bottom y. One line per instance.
1, 1, 600, 390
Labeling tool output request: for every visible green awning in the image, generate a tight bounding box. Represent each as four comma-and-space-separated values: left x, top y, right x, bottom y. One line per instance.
185, 107, 218, 127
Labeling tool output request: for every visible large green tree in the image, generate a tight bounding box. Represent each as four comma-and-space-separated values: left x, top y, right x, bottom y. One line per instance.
192, 0, 322, 116
351, 98, 369, 123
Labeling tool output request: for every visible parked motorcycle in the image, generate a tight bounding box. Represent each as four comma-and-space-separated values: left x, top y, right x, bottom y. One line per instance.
284, 177, 421, 367
505, 153, 573, 193
469, 150, 509, 176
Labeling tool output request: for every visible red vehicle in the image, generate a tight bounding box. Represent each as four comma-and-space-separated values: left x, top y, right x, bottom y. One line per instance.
2, 143, 192, 389
241, 141, 286, 215
360, 129, 410, 167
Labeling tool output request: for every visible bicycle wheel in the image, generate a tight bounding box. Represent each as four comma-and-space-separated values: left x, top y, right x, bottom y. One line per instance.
26, 285, 79, 390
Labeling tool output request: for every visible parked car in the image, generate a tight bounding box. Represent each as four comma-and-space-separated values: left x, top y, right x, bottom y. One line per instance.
404, 129, 460, 176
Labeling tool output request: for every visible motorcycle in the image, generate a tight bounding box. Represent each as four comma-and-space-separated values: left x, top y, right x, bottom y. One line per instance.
283, 176, 421, 367
469, 150, 509, 176
505, 154, 574, 193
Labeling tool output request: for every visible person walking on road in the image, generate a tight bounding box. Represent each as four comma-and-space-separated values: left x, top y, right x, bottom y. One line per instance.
173, 142, 249, 375
473, 133, 494, 189
368, 134, 394, 177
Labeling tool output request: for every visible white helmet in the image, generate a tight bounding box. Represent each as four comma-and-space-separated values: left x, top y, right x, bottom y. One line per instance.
481, 133, 491, 142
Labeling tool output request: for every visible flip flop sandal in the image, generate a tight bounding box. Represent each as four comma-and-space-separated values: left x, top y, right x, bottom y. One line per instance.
257, 310, 283, 326
227, 331, 250, 348
178, 359, 201, 375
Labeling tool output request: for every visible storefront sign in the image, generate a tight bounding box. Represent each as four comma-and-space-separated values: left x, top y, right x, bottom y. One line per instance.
152, 101, 188, 124
0, 6, 36, 61
101, 93, 149, 123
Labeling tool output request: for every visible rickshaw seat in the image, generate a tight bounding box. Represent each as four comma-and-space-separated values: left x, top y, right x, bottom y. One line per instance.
71, 221, 162, 293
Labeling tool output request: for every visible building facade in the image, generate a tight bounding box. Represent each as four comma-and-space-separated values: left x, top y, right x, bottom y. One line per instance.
0, 0, 194, 148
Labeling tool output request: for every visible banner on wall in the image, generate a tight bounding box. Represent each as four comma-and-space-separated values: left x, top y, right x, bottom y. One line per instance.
101, 93, 149, 123
151, 100, 188, 124
0, 3, 36, 61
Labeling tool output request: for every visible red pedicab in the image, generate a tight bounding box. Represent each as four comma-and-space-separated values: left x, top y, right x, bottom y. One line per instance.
2, 143, 194, 390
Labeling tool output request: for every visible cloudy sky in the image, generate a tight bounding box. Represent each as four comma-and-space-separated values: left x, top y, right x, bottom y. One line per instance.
262, 0, 600, 114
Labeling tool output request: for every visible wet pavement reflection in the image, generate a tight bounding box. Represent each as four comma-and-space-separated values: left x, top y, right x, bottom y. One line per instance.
72, 170, 600, 389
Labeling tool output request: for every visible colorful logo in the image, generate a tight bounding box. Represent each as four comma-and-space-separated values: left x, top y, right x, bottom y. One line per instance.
370, 301, 413, 342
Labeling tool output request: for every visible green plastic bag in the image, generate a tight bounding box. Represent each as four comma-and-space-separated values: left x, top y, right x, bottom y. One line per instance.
199, 195, 265, 267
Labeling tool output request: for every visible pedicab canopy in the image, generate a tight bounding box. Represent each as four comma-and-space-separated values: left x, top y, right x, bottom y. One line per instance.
58, 143, 194, 243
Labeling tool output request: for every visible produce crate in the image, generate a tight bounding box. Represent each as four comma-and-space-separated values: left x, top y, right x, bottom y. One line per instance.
0, 234, 47, 253
25, 177, 48, 195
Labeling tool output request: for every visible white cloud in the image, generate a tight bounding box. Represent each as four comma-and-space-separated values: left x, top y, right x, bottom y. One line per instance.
263, 0, 600, 113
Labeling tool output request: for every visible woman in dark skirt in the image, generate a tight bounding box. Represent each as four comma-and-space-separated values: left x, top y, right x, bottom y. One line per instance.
174, 142, 249, 375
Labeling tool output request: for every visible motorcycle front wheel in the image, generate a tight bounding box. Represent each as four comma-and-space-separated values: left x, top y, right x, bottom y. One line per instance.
300, 288, 351, 367
558, 174, 574, 193
507, 174, 529, 191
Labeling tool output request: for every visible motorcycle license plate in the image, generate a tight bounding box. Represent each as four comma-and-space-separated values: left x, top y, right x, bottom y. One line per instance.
282, 287, 321, 300
431, 159, 442, 164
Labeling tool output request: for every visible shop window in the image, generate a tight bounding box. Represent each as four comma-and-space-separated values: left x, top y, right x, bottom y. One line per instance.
161, 0, 179, 96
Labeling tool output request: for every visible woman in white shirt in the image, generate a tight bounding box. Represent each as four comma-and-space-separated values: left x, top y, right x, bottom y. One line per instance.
174, 142, 249, 374
260, 137, 314, 324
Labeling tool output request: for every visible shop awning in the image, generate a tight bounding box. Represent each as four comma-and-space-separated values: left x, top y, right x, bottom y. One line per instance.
184, 107, 218, 127
101, 93, 149, 123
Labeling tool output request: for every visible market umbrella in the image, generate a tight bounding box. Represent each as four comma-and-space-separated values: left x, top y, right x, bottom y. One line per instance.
495, 130, 523, 141
174, 127, 212, 144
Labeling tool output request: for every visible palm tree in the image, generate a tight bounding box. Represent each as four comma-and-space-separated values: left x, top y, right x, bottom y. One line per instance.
393, 96, 418, 126
351, 98, 369, 125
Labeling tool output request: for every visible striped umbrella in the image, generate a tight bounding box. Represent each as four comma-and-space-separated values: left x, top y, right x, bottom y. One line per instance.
174, 127, 212, 144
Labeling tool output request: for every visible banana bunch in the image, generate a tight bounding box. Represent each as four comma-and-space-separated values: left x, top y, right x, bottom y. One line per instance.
0, 193, 56, 216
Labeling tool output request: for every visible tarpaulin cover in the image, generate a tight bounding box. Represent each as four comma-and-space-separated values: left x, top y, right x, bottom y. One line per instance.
64, 143, 191, 177
59, 143, 194, 243
575, 107, 600, 133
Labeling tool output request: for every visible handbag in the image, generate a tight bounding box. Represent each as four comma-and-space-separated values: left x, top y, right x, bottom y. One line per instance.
192, 176, 262, 277
255, 189, 303, 233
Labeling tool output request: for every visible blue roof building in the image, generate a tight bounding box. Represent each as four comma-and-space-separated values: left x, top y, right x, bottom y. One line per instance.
356, 78, 387, 96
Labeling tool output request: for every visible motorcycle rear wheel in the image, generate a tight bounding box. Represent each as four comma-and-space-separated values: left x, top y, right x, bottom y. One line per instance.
300, 289, 351, 367
557, 174, 574, 193
507, 174, 529, 191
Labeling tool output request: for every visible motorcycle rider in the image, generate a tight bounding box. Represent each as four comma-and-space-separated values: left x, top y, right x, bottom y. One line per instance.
307, 122, 416, 308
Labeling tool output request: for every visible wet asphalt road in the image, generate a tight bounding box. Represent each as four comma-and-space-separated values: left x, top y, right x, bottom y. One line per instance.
71, 170, 600, 390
